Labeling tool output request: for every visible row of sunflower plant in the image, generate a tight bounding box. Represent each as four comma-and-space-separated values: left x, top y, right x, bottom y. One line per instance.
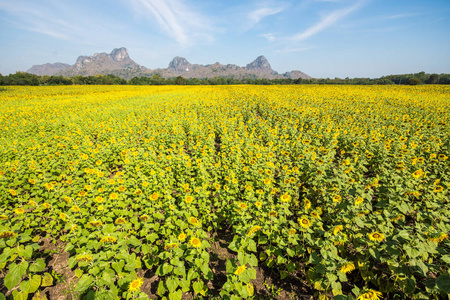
0, 84, 449, 299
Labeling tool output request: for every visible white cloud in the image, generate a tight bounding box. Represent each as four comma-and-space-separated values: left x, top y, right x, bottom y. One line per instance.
260, 33, 277, 42
248, 4, 287, 27
127, 0, 214, 46
290, 0, 366, 41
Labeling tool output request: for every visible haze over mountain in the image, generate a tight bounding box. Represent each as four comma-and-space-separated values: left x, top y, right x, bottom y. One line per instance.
26, 48, 311, 80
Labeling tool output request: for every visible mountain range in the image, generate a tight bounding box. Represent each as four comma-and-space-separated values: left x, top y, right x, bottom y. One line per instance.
27, 47, 311, 80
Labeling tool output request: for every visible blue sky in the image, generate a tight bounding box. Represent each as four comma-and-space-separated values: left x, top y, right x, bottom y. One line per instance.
0, 0, 449, 78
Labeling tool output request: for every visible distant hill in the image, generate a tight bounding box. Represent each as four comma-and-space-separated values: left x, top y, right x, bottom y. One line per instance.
27, 47, 311, 80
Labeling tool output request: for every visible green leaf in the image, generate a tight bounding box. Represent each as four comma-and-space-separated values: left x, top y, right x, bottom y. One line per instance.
20, 274, 41, 293
180, 278, 190, 292
440, 255, 450, 264
193, 280, 206, 296
166, 276, 178, 294
4, 261, 29, 290
168, 289, 182, 300
41, 272, 53, 287
12, 290, 28, 300
111, 260, 125, 274
74, 268, 83, 278
247, 239, 257, 252
75, 274, 94, 292
0, 293, 5, 300
436, 275, 450, 294
29, 258, 46, 273
248, 254, 258, 267
157, 280, 166, 296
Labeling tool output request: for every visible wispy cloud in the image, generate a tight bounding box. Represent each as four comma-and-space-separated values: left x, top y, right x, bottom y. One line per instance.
248, 4, 288, 27
127, 0, 214, 46
260, 33, 278, 42
290, 0, 366, 41
384, 13, 420, 20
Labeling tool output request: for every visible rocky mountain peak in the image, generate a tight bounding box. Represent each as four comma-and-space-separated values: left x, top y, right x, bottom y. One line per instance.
246, 55, 272, 71
110, 47, 129, 61
168, 57, 192, 72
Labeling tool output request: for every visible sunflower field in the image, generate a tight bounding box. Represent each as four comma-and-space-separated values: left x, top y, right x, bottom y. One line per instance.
0, 85, 449, 300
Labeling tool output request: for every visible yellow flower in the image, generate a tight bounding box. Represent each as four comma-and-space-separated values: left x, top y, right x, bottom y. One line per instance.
189, 217, 200, 226
109, 192, 119, 200
185, 195, 194, 204
9, 189, 17, 196
298, 217, 311, 229
412, 169, 424, 179
178, 233, 187, 241
164, 243, 179, 250
0, 214, 8, 221
304, 198, 311, 211
333, 225, 344, 236
150, 193, 159, 201
72, 206, 80, 212
357, 290, 382, 300
268, 211, 277, 218
59, 213, 67, 221
94, 196, 104, 203
0, 231, 16, 239
280, 194, 291, 203
340, 262, 355, 274
234, 265, 247, 275
189, 237, 201, 248
100, 236, 117, 243
368, 231, 385, 242
433, 185, 444, 193
139, 215, 149, 221
354, 197, 364, 205
115, 217, 126, 224
128, 278, 144, 293
15, 208, 25, 215
255, 201, 262, 208
289, 229, 297, 235
247, 226, 262, 236
76, 254, 93, 262
88, 220, 102, 227
238, 202, 248, 210
332, 195, 342, 203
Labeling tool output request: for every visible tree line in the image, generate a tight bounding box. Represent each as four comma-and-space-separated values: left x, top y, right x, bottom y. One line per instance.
1, 71, 449, 86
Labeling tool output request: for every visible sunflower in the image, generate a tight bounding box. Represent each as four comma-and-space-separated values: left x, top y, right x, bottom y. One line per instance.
150, 193, 159, 201
128, 278, 144, 293
189, 237, 201, 248
189, 217, 200, 226
76, 254, 93, 262
255, 201, 262, 208
185, 195, 194, 204
164, 243, 179, 250
139, 215, 149, 221
9, 189, 17, 196
100, 236, 117, 243
15, 208, 25, 215
357, 290, 382, 300
354, 197, 364, 206
109, 192, 119, 200
234, 265, 247, 275
0, 231, 16, 239
340, 262, 355, 274
433, 185, 444, 193
332, 195, 342, 203
178, 233, 187, 241
368, 231, 385, 242
247, 226, 262, 236
412, 169, 424, 179
298, 217, 311, 229
238, 202, 248, 210
280, 194, 291, 203
115, 217, 126, 224
304, 199, 311, 211
333, 225, 344, 236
